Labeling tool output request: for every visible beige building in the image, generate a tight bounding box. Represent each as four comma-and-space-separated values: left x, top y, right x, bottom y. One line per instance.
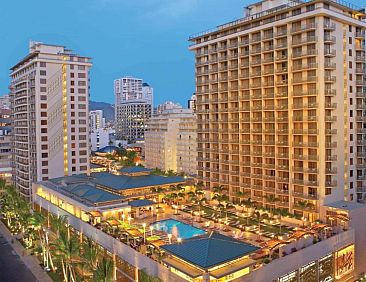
0, 109, 12, 182
10, 42, 92, 199
145, 108, 197, 175
189, 0, 366, 221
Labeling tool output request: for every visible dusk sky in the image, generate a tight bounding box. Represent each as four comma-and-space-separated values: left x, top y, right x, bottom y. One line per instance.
1, 0, 364, 106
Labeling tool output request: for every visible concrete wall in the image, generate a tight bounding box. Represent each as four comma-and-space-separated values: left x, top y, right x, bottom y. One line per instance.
240, 229, 355, 281
33, 194, 186, 282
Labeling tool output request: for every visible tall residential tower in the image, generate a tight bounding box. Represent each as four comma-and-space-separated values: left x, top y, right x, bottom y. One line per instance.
114, 76, 153, 142
189, 0, 366, 221
10, 42, 92, 199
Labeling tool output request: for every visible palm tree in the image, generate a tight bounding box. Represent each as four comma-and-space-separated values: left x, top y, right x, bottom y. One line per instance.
51, 229, 80, 282
253, 211, 269, 240
93, 257, 114, 282
79, 239, 100, 278
274, 208, 288, 236
264, 194, 279, 217
49, 214, 68, 238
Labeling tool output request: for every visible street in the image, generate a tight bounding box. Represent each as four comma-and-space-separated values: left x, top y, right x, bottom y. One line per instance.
0, 234, 37, 282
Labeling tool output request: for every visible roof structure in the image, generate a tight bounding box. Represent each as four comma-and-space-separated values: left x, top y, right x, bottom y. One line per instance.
128, 199, 156, 207
91, 172, 185, 191
161, 232, 259, 269
324, 200, 365, 211
45, 182, 124, 207
96, 145, 119, 154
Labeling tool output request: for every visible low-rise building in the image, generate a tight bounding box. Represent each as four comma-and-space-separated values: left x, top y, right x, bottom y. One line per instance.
145, 108, 197, 176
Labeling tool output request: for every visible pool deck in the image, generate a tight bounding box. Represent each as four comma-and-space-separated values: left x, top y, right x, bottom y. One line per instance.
132, 205, 265, 247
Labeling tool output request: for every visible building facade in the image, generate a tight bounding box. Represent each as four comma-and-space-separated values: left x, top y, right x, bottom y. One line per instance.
0, 95, 10, 110
0, 109, 12, 182
10, 42, 92, 199
89, 109, 105, 131
188, 93, 197, 113
189, 0, 366, 221
145, 108, 197, 175
154, 101, 182, 115
114, 77, 153, 142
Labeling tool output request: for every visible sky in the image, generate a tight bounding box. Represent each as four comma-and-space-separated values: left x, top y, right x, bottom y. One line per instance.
0, 0, 364, 106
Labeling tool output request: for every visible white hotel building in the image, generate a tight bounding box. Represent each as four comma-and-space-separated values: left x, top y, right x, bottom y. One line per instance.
10, 42, 92, 199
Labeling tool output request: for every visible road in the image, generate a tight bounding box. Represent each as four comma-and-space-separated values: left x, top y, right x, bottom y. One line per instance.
0, 234, 37, 282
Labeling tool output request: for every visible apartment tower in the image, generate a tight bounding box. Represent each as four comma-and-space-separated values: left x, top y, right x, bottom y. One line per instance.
114, 77, 153, 142
145, 108, 197, 176
189, 0, 366, 221
10, 42, 92, 199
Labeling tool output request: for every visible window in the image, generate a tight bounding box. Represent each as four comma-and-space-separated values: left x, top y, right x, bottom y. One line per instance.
40, 70, 46, 76
349, 49, 352, 56
40, 87, 47, 92
42, 153, 48, 158
42, 169, 48, 174
78, 65, 85, 70
41, 128, 47, 133
349, 37, 352, 44
42, 161, 48, 166
70, 73, 74, 78
41, 120, 47, 125
78, 73, 86, 78
40, 62, 46, 67
80, 166, 87, 171
41, 112, 47, 117
40, 95, 47, 101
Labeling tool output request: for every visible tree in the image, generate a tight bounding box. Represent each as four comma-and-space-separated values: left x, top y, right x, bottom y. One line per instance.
79, 239, 100, 278
264, 194, 279, 217
212, 186, 230, 218
51, 229, 80, 282
93, 257, 114, 282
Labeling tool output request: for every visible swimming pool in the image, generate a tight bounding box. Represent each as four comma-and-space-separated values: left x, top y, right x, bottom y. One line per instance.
150, 219, 206, 239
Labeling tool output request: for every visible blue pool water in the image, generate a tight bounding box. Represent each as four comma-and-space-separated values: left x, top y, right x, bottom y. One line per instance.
151, 219, 206, 239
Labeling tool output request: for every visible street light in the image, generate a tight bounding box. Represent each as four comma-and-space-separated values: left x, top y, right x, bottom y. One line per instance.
122, 214, 125, 223
168, 233, 172, 244
142, 223, 146, 243
150, 225, 153, 236
177, 237, 182, 243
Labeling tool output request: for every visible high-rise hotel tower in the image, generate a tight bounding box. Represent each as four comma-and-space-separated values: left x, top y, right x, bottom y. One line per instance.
10, 42, 92, 199
189, 0, 366, 221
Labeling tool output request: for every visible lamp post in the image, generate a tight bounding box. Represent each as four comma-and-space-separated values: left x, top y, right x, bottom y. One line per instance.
122, 213, 125, 223
168, 233, 172, 244
177, 237, 182, 244
142, 223, 146, 243
150, 226, 153, 236
128, 216, 132, 226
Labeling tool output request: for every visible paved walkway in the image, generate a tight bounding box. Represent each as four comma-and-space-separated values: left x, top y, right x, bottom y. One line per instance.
0, 221, 53, 282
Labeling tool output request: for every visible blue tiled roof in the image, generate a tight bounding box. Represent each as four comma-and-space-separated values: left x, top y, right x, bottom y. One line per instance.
91, 172, 185, 191
128, 199, 156, 207
96, 146, 119, 153
46, 182, 124, 206
161, 232, 259, 269
119, 166, 152, 174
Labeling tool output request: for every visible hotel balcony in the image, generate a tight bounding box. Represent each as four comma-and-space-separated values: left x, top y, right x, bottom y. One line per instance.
324, 35, 336, 44
291, 23, 317, 34
292, 49, 317, 59
292, 36, 317, 46
324, 49, 336, 56
355, 32, 365, 40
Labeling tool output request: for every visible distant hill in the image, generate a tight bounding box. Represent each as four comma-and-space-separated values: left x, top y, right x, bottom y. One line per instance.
89, 101, 115, 122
